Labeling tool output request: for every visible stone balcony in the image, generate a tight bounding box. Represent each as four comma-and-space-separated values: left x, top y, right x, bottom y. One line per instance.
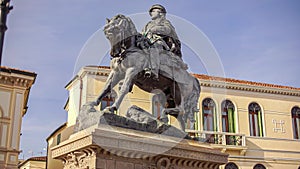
186, 130, 247, 155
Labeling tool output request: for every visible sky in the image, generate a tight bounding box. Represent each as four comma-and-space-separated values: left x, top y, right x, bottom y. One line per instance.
2, 0, 300, 159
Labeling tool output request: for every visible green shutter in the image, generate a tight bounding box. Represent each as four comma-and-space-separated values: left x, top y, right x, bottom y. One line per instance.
214, 107, 217, 131
258, 111, 263, 136
228, 108, 234, 133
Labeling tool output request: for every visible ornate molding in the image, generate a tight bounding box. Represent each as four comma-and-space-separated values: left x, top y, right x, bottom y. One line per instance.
272, 119, 286, 133
0, 75, 34, 88
52, 135, 93, 158
0, 67, 36, 88
200, 80, 300, 97
52, 126, 228, 169
58, 145, 224, 169
80, 66, 110, 77
73, 66, 300, 97
61, 147, 97, 169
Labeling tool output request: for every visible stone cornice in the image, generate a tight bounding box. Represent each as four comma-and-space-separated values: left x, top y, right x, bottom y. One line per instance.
200, 79, 300, 97
69, 66, 300, 97
51, 125, 228, 166
0, 67, 36, 88
65, 66, 110, 89
52, 135, 93, 158
0, 66, 36, 77
79, 66, 110, 77
0, 147, 21, 153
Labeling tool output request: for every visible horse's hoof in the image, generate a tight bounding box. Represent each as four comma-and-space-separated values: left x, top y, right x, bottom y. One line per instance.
90, 101, 98, 107
89, 107, 97, 112
160, 117, 169, 123
104, 106, 117, 113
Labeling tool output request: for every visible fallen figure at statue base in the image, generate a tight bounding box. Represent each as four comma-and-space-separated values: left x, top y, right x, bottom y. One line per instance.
74, 103, 190, 139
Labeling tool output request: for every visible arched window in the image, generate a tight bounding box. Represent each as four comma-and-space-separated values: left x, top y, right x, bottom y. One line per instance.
202, 98, 217, 131
152, 92, 166, 118
249, 102, 264, 137
221, 100, 235, 133
100, 90, 117, 111
225, 162, 239, 169
253, 164, 266, 169
292, 106, 300, 139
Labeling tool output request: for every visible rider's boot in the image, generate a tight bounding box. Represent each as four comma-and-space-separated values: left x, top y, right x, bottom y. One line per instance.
144, 68, 158, 79
144, 68, 152, 78
148, 46, 160, 79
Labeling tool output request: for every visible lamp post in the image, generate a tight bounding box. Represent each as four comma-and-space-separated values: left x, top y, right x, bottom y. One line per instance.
0, 0, 13, 66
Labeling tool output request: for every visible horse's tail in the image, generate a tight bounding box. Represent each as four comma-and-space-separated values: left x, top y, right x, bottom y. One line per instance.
183, 77, 201, 127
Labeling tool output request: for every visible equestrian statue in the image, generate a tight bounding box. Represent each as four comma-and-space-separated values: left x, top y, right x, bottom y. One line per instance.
92, 5, 200, 131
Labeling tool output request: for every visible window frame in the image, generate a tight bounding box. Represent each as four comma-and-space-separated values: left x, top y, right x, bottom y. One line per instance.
253, 163, 266, 169
225, 162, 239, 169
221, 100, 235, 133
57, 133, 61, 145
152, 92, 166, 118
291, 106, 300, 139
248, 102, 264, 137
202, 98, 217, 131
100, 90, 117, 111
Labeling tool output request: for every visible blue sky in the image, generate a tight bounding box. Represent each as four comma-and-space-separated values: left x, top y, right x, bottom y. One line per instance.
2, 0, 300, 159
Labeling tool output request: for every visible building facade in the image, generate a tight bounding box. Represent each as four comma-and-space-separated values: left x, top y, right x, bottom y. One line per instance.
0, 66, 37, 169
18, 156, 46, 169
47, 66, 300, 169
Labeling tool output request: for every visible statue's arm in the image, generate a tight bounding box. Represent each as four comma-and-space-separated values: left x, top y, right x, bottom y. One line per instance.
141, 22, 150, 35
149, 24, 171, 35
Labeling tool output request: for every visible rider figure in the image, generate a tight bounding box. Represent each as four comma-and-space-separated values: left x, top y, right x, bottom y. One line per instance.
142, 4, 182, 79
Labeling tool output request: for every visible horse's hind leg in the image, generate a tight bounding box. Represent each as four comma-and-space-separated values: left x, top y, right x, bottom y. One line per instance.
110, 67, 139, 110
178, 96, 186, 131
94, 70, 123, 106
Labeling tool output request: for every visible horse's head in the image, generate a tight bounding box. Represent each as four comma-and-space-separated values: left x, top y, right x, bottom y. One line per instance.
103, 14, 138, 57
104, 14, 137, 43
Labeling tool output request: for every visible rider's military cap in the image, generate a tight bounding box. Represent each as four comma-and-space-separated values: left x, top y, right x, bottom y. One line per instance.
149, 4, 167, 14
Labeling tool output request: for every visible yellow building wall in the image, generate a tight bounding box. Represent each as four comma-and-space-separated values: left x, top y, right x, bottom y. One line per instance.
49, 66, 300, 169
47, 125, 74, 169
200, 85, 300, 168
19, 160, 46, 169
0, 88, 29, 168
0, 68, 36, 169
199, 86, 300, 138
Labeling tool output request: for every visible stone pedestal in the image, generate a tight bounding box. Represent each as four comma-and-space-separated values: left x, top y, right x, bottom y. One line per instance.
51, 125, 228, 169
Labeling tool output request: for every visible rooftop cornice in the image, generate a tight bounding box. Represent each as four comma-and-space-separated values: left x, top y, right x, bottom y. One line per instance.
18, 156, 47, 168
0, 66, 37, 77
199, 78, 300, 97
65, 66, 110, 89
70, 66, 300, 97
80, 65, 110, 77
0, 72, 36, 88
193, 74, 300, 91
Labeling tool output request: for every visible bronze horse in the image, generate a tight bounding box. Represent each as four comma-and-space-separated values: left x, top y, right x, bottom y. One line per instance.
92, 14, 200, 131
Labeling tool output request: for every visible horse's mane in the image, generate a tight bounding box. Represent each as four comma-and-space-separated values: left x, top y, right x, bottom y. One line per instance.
108, 14, 139, 57
112, 14, 138, 36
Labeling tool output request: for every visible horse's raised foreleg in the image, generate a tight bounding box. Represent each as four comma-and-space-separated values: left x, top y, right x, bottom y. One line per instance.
182, 77, 200, 130
93, 70, 123, 106
109, 67, 139, 111
178, 98, 186, 131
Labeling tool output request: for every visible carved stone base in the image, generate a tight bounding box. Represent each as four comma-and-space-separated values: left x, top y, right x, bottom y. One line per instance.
52, 125, 228, 169
74, 104, 188, 139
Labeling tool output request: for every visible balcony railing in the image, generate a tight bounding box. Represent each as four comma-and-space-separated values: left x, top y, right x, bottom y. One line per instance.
186, 130, 246, 147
